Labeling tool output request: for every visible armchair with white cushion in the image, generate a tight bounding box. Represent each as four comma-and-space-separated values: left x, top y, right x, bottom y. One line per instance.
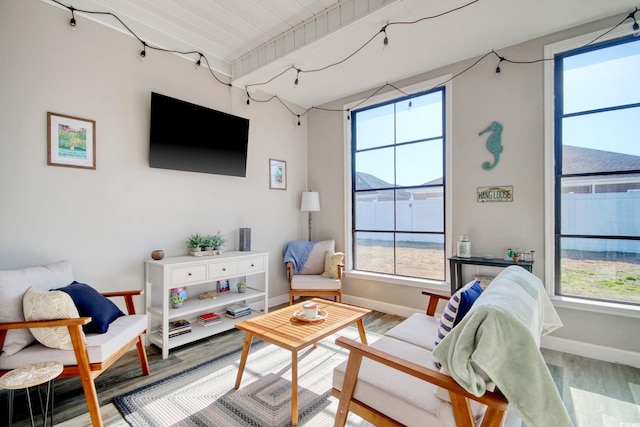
283, 240, 344, 305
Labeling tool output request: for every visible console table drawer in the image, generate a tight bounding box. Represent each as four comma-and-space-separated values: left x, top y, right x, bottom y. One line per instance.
239, 257, 264, 274
171, 265, 207, 285
208, 261, 238, 278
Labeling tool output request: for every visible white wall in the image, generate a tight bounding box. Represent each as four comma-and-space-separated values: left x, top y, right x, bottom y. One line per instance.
0, 0, 310, 305
308, 14, 640, 358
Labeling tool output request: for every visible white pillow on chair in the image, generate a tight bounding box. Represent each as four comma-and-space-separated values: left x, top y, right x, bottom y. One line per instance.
300, 240, 335, 275
321, 251, 344, 279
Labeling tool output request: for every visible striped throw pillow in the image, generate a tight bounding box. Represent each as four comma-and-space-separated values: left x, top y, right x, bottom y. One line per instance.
435, 280, 483, 347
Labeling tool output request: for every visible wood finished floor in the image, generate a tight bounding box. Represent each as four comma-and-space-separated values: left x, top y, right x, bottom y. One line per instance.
1, 307, 639, 427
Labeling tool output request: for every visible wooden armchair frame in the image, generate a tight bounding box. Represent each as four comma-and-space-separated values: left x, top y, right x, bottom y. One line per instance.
0, 290, 150, 427
286, 261, 344, 305
332, 290, 509, 427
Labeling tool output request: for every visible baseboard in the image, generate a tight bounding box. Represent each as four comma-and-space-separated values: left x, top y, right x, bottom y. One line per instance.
541, 335, 640, 368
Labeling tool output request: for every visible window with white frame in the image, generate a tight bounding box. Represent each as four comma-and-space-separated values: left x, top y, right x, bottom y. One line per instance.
351, 88, 446, 280
551, 34, 640, 305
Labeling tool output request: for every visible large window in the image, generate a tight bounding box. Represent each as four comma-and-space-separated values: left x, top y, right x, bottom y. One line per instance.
553, 35, 640, 305
351, 88, 446, 280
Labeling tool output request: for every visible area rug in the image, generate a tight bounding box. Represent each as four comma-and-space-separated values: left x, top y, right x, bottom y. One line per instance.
113, 327, 377, 427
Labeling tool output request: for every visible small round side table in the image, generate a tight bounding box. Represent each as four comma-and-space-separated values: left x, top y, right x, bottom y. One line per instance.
0, 361, 63, 427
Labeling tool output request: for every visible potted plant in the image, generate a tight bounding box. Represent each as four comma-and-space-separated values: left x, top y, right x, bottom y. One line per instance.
169, 295, 184, 308
511, 250, 520, 264
209, 232, 227, 250
237, 281, 246, 293
186, 233, 205, 252
201, 235, 214, 251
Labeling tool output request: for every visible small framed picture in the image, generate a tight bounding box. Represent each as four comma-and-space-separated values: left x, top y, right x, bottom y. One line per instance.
217, 280, 230, 293
269, 158, 287, 190
47, 112, 96, 169
170, 287, 188, 301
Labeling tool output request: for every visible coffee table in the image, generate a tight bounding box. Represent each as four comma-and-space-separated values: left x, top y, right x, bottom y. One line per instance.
234, 298, 371, 426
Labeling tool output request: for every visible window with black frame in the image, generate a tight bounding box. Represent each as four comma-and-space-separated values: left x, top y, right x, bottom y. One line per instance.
554, 35, 640, 304
351, 88, 446, 280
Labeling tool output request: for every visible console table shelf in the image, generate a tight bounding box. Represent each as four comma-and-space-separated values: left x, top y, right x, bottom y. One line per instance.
448, 256, 533, 294
145, 251, 269, 359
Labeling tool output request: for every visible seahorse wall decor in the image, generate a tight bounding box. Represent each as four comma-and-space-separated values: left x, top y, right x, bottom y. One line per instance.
479, 121, 504, 170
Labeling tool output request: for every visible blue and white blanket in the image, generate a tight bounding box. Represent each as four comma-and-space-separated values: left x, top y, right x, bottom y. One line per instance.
283, 241, 317, 274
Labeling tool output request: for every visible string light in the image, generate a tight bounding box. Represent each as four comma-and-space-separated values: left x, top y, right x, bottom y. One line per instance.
69, 7, 76, 30
47, 0, 639, 126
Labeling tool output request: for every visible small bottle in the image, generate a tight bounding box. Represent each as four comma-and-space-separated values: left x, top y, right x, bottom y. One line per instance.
457, 236, 471, 258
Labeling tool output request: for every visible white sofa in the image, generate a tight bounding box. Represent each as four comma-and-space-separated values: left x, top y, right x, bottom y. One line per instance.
332, 266, 572, 427
0, 261, 150, 427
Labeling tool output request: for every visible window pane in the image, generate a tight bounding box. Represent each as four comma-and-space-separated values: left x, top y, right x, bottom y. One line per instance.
354, 104, 394, 150
354, 147, 394, 190
396, 140, 443, 186
394, 233, 445, 279
396, 92, 443, 143
354, 231, 394, 274
562, 107, 640, 174
563, 39, 640, 114
396, 190, 444, 232
561, 189, 640, 237
354, 190, 395, 231
560, 237, 640, 304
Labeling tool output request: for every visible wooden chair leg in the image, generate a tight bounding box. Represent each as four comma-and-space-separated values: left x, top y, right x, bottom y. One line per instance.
136, 335, 150, 376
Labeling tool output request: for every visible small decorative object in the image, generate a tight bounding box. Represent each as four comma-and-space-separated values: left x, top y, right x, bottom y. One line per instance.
479, 121, 503, 171
169, 295, 183, 309
509, 249, 520, 263
198, 290, 218, 299
170, 287, 188, 301
269, 158, 287, 190
302, 301, 318, 320
47, 112, 96, 169
291, 308, 328, 324
217, 280, 230, 293
457, 236, 471, 258
151, 250, 165, 260
237, 282, 246, 293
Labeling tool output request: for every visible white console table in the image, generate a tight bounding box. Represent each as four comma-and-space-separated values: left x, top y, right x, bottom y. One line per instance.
144, 251, 269, 359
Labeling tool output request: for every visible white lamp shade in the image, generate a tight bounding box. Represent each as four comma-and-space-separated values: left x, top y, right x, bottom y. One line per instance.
300, 191, 320, 212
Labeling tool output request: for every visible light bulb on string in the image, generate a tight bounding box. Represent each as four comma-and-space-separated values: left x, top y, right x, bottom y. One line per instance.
246, 91, 250, 105
381, 25, 389, 46
195, 53, 202, 69
495, 56, 504, 77
631, 9, 640, 36
347, 110, 351, 121
294, 68, 300, 85
140, 43, 147, 61
69, 8, 76, 30
297, 115, 301, 126
408, 99, 413, 110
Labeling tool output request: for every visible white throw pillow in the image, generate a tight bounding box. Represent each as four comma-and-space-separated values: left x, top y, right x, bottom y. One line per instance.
23, 286, 82, 350
300, 240, 335, 275
0, 261, 74, 355
321, 251, 344, 279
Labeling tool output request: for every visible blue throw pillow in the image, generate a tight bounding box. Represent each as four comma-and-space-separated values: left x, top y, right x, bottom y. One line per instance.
57, 281, 124, 334
435, 280, 483, 347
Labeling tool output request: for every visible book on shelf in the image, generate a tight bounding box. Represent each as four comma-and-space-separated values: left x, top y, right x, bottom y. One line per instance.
198, 312, 221, 321
225, 310, 252, 319
197, 318, 221, 326
226, 303, 250, 315
161, 319, 191, 332
160, 329, 192, 338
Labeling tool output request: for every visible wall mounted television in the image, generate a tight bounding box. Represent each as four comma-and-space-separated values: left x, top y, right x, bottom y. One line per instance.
149, 92, 249, 177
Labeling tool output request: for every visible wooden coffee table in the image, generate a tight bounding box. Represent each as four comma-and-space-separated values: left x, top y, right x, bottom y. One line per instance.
234, 298, 371, 426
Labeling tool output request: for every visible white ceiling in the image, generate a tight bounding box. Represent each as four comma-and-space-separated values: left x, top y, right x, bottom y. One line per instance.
44, 0, 639, 109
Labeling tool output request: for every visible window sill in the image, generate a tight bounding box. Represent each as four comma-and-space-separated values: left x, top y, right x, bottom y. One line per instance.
550, 295, 640, 319
345, 270, 449, 294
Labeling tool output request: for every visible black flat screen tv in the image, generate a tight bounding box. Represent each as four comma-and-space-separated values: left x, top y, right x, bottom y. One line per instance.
149, 92, 249, 177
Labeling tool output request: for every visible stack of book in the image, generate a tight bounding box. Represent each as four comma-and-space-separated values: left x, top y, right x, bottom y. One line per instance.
225, 303, 251, 319
197, 312, 221, 326
160, 319, 191, 338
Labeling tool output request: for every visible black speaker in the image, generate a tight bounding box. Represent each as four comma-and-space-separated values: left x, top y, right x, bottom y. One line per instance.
239, 228, 251, 251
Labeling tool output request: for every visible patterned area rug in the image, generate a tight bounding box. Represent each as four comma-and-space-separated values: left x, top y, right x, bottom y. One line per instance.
113, 327, 376, 427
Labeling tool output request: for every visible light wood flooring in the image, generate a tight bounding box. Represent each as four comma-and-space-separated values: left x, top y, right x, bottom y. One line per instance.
1, 308, 639, 427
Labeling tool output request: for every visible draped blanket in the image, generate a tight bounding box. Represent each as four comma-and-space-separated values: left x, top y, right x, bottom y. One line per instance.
433, 266, 573, 427
283, 241, 317, 274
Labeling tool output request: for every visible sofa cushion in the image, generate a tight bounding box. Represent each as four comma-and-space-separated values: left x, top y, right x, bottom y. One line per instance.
57, 281, 124, 334
435, 280, 482, 347
290, 274, 340, 290
0, 261, 75, 356
300, 240, 335, 275
0, 314, 147, 370
385, 312, 440, 351
23, 287, 83, 350
321, 251, 344, 279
